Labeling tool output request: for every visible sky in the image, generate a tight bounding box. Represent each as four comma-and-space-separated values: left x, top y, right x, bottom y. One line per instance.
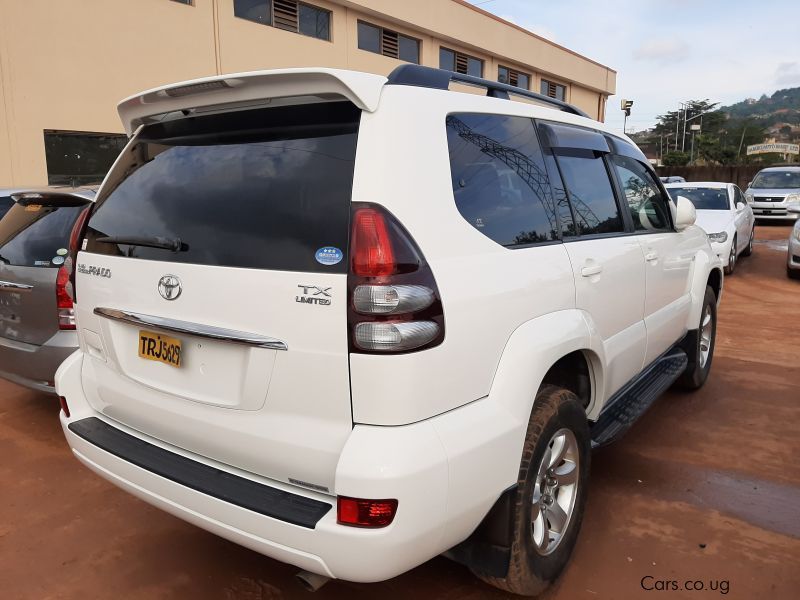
465, 0, 800, 134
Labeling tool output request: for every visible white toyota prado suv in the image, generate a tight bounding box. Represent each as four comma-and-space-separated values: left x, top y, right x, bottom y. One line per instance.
56, 65, 723, 596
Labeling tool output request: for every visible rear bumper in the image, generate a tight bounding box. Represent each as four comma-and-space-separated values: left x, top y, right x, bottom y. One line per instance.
56, 350, 521, 582
0, 331, 78, 394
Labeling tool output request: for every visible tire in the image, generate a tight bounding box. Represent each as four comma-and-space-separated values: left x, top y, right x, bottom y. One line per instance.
788, 266, 800, 280
677, 285, 717, 390
741, 227, 754, 257
724, 237, 737, 275
477, 386, 591, 596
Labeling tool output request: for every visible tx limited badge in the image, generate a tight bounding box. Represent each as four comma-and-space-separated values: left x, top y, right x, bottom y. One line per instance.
158, 275, 182, 301
296, 285, 331, 306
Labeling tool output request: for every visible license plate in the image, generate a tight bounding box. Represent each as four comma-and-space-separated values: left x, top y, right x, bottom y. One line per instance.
138, 330, 182, 368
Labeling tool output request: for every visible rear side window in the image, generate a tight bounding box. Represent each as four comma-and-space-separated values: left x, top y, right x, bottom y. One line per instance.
446, 113, 558, 247
85, 102, 360, 273
610, 156, 671, 231
0, 200, 86, 267
555, 151, 624, 236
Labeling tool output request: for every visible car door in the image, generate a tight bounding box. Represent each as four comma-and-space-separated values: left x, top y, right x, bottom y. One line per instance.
732, 186, 753, 252
608, 154, 696, 365
541, 123, 647, 400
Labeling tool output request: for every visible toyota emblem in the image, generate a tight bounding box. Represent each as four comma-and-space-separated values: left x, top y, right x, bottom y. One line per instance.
158, 275, 182, 301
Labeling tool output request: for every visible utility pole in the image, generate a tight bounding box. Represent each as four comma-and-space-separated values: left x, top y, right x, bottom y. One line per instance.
682, 102, 689, 152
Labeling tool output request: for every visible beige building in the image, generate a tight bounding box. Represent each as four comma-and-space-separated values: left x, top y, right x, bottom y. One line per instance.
0, 0, 616, 186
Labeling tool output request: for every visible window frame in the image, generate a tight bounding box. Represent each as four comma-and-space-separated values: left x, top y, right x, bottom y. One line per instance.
232, 0, 332, 42
537, 120, 630, 241
444, 112, 564, 250
439, 46, 484, 77
356, 20, 421, 64
540, 78, 568, 102
498, 65, 531, 90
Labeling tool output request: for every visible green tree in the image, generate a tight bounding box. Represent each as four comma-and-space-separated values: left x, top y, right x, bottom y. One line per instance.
663, 151, 690, 166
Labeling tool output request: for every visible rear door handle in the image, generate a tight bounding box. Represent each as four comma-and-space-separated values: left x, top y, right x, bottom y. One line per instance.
645, 251, 659, 262
581, 264, 603, 277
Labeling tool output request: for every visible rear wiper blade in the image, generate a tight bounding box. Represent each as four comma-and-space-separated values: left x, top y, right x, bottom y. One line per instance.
96, 235, 187, 252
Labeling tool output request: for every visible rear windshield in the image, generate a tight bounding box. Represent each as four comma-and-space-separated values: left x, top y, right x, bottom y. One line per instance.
85, 102, 360, 273
751, 170, 800, 189
666, 187, 729, 210
0, 200, 86, 267
0, 196, 13, 219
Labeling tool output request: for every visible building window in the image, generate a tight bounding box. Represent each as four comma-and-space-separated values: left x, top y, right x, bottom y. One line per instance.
440, 47, 483, 77
233, 0, 331, 41
541, 79, 567, 101
498, 66, 530, 90
357, 21, 420, 63
43, 131, 128, 186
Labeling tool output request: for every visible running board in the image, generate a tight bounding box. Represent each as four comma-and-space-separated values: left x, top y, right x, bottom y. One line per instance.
590, 348, 688, 448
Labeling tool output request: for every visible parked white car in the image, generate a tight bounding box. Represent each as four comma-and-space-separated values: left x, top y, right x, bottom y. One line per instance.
788, 203, 800, 279
665, 182, 755, 275
55, 66, 723, 596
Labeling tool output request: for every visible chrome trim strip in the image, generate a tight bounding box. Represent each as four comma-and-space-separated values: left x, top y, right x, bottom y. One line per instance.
93, 307, 288, 351
0, 280, 34, 292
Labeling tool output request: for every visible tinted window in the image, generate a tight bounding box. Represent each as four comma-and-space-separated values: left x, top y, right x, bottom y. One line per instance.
467, 57, 483, 77
0, 196, 13, 220
398, 34, 420, 63
0, 200, 86, 268
611, 156, 671, 231
439, 48, 455, 71
446, 114, 558, 247
666, 187, 730, 210
517, 73, 530, 90
44, 131, 127, 186
498, 66, 509, 84
298, 3, 330, 40
85, 102, 360, 273
233, 0, 271, 25
555, 152, 623, 235
357, 21, 380, 53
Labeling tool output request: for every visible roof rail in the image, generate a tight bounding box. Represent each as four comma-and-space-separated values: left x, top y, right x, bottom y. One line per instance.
386, 64, 591, 119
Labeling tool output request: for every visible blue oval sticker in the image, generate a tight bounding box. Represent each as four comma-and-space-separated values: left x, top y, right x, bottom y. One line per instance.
315, 246, 343, 266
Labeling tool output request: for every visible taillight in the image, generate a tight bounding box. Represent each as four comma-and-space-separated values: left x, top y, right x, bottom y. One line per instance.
56, 265, 75, 330
351, 208, 395, 277
348, 203, 444, 354
65, 206, 91, 303
58, 395, 71, 418
337, 496, 398, 528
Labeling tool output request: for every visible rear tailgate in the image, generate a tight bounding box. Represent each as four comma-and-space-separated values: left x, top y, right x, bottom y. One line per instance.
0, 197, 88, 345
76, 100, 361, 493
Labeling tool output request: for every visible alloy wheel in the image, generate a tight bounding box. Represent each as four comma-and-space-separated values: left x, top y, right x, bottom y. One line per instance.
531, 428, 580, 555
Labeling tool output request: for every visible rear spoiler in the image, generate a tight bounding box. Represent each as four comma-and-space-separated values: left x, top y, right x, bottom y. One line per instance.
11, 189, 96, 206
117, 68, 388, 135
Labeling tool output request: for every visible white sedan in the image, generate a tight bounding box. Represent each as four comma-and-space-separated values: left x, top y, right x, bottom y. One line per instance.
665, 182, 755, 275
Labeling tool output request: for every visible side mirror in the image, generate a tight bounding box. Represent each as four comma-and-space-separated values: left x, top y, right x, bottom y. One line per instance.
787, 203, 800, 214
675, 196, 696, 230
736, 201, 746, 212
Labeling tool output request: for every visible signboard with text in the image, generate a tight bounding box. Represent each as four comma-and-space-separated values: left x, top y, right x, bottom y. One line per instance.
746, 143, 800, 156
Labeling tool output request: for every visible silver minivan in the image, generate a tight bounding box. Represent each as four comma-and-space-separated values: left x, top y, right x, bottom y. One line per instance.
0, 188, 95, 393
